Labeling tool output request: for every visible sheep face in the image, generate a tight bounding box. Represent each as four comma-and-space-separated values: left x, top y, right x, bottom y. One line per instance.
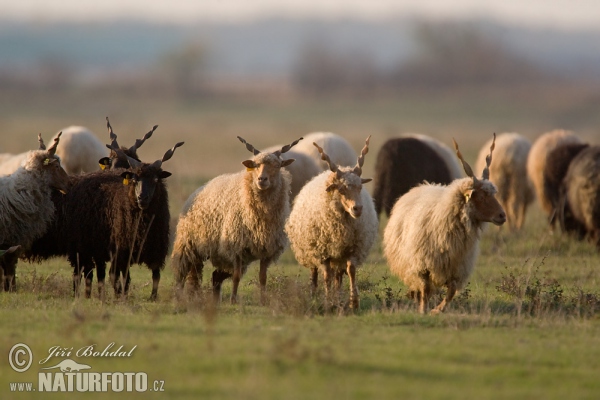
326, 167, 372, 219
26, 152, 71, 194
121, 165, 171, 210
242, 153, 294, 191
465, 180, 506, 226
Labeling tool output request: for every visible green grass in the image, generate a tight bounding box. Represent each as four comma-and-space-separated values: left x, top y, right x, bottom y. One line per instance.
2, 88, 600, 399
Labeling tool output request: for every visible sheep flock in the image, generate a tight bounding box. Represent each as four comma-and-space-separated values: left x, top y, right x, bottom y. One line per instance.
2, 121, 598, 314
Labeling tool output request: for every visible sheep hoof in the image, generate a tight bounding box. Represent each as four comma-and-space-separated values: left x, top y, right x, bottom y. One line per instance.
230, 296, 238, 305
149, 293, 158, 302
349, 298, 359, 310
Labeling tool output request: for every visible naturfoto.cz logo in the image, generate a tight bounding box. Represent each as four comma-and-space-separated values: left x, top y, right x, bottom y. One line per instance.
8, 342, 165, 393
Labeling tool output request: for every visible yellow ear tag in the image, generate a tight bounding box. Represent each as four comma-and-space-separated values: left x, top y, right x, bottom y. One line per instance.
246, 167, 254, 171
100, 164, 106, 170
43, 159, 50, 166
465, 192, 471, 202
123, 177, 129, 185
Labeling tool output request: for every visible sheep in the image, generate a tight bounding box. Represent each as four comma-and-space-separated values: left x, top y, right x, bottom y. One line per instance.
0, 134, 70, 291
262, 145, 320, 200
383, 134, 506, 314
49, 126, 107, 175
99, 117, 156, 170
64, 141, 183, 300
372, 136, 453, 217
560, 146, 600, 246
292, 132, 357, 170
527, 129, 583, 223
171, 136, 301, 304
0, 134, 47, 175
399, 133, 464, 180
543, 142, 589, 232
22, 120, 158, 295
474, 132, 533, 230
285, 137, 378, 309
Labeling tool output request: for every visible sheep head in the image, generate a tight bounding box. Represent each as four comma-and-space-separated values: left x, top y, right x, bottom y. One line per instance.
238, 136, 301, 191
41, 132, 71, 194
101, 117, 158, 170
314, 136, 373, 219
120, 142, 183, 210
453, 134, 506, 226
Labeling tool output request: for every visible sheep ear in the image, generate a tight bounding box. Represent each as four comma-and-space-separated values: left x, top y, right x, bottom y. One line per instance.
281, 158, 295, 167
464, 189, 474, 203
361, 178, 372, 184
159, 170, 172, 179
98, 157, 111, 170
242, 160, 257, 170
121, 172, 135, 185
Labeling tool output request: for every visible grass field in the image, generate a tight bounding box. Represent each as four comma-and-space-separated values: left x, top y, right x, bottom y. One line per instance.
1, 87, 600, 399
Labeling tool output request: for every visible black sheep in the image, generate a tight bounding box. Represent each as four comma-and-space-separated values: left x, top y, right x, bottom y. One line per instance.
543, 142, 589, 231
372, 137, 452, 217
23, 120, 158, 298
65, 142, 183, 300
560, 146, 600, 246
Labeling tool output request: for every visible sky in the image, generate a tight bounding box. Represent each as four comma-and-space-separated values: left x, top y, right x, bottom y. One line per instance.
1, 0, 600, 30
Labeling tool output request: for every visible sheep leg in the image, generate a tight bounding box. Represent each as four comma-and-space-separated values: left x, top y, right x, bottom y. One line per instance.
418, 276, 432, 314
431, 281, 457, 315
310, 267, 319, 296
84, 265, 94, 299
259, 259, 269, 305
185, 266, 201, 292
231, 262, 242, 305
2, 254, 17, 292
347, 260, 359, 310
322, 260, 334, 307
150, 269, 160, 301
212, 269, 231, 302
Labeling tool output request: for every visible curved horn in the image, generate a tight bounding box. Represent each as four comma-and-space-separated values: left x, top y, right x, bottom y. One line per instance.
481, 133, 496, 180
237, 136, 260, 156
452, 137, 475, 179
106, 116, 118, 145
313, 142, 338, 173
273, 137, 303, 156
47, 132, 61, 156
152, 142, 184, 169
353, 135, 371, 177
38, 133, 46, 150
129, 125, 158, 153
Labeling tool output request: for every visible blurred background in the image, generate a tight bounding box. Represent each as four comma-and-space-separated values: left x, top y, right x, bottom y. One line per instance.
1, 0, 600, 206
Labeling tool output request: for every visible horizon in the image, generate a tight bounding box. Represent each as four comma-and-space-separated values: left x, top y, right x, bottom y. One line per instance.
1, 1, 599, 31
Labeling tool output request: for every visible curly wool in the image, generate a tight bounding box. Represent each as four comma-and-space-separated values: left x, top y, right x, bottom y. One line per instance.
0, 150, 58, 248
383, 178, 496, 293
475, 133, 533, 230
285, 170, 378, 271
172, 153, 291, 276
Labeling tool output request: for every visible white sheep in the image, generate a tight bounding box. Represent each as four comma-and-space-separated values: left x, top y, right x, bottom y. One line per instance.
0, 134, 71, 291
292, 132, 357, 170
527, 129, 582, 221
171, 136, 301, 303
285, 137, 378, 309
383, 134, 506, 314
475, 132, 533, 230
51, 126, 107, 174
0, 134, 46, 175
262, 145, 320, 200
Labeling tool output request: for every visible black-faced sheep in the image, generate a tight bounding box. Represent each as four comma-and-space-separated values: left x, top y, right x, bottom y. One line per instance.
372, 136, 453, 217
64, 142, 182, 300
262, 145, 320, 200
560, 146, 600, 246
171, 137, 301, 303
99, 117, 156, 170
543, 142, 589, 232
527, 129, 582, 223
286, 137, 378, 309
474, 132, 533, 230
383, 134, 506, 314
292, 132, 357, 170
0, 134, 70, 291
